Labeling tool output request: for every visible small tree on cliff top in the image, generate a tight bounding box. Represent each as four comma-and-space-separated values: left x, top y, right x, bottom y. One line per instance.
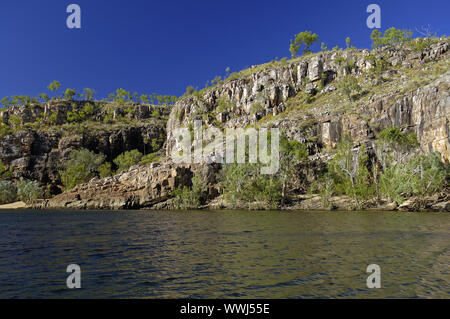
371, 27, 412, 48
290, 31, 319, 58
83, 88, 95, 101
64, 88, 77, 101
48, 81, 61, 100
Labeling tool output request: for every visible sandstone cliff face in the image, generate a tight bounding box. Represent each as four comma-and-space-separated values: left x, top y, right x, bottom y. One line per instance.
166, 41, 449, 163
0, 101, 166, 193
35, 162, 220, 210
7, 40, 448, 211
275, 75, 449, 162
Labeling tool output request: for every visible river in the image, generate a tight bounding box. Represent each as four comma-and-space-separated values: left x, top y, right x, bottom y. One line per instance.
0, 210, 449, 298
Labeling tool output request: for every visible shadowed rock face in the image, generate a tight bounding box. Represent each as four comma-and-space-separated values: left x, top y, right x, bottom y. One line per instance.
0, 124, 165, 193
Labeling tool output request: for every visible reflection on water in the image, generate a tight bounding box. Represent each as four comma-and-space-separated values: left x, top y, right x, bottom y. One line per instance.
0, 210, 449, 298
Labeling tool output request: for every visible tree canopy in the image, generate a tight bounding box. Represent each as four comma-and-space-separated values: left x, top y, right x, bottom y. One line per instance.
289, 31, 319, 58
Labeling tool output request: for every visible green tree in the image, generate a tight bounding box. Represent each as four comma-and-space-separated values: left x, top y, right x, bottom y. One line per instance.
60, 149, 106, 189
151, 108, 161, 118
0, 123, 13, 138
185, 86, 195, 96
0, 181, 17, 204
39, 93, 50, 103
139, 152, 160, 165
321, 42, 328, 51
98, 162, 113, 178
220, 162, 282, 208
1, 97, 10, 108
279, 135, 309, 204
113, 149, 143, 174
83, 103, 95, 117
66, 102, 92, 123
172, 175, 205, 209
0, 160, 11, 180
211, 76, 222, 86
107, 93, 116, 102
337, 75, 361, 101
346, 37, 351, 49
375, 127, 419, 172
371, 27, 412, 48
48, 81, 61, 99
16, 178, 43, 204
370, 30, 383, 48
329, 138, 372, 209
64, 88, 77, 100
216, 96, 233, 113
384, 27, 412, 44
83, 88, 95, 101
380, 152, 448, 205
289, 31, 319, 58
378, 127, 419, 150
409, 25, 439, 53
140, 94, 149, 104
115, 88, 131, 104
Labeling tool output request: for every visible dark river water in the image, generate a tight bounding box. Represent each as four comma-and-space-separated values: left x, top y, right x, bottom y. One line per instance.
0, 210, 449, 298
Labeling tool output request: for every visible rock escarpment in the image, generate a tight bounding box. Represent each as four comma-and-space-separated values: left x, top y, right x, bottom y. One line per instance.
35, 162, 220, 210
0, 101, 167, 194
167, 41, 449, 162
2, 39, 448, 211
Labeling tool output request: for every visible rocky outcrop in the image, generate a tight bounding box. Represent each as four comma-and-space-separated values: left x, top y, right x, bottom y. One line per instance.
0, 124, 165, 192
277, 74, 449, 162
0, 98, 168, 194
35, 162, 220, 210
166, 41, 449, 162
4, 40, 450, 211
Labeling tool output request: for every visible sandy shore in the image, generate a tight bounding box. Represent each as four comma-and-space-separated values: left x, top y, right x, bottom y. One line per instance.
0, 201, 27, 209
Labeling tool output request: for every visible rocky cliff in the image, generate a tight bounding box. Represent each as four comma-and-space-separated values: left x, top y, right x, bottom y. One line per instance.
0, 101, 167, 194
1, 39, 449, 211
166, 41, 449, 161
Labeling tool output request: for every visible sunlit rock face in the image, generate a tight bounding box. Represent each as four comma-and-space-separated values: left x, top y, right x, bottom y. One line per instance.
35, 162, 220, 210
166, 41, 449, 163
3, 40, 449, 210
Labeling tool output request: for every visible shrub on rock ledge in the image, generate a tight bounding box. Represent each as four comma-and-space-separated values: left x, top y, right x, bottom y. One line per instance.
114, 149, 143, 174
60, 148, 106, 190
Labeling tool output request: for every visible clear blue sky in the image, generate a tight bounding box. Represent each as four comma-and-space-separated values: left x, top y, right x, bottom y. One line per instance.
1, 0, 449, 100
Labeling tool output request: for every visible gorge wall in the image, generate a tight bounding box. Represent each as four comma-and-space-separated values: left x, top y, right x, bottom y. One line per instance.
1, 40, 448, 210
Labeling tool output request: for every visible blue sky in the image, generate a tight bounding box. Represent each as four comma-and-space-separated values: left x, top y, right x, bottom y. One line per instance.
1, 0, 449, 100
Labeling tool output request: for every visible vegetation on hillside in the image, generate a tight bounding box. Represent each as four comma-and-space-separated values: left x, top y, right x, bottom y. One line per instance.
311, 128, 448, 209
0, 26, 448, 208
59, 147, 162, 191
